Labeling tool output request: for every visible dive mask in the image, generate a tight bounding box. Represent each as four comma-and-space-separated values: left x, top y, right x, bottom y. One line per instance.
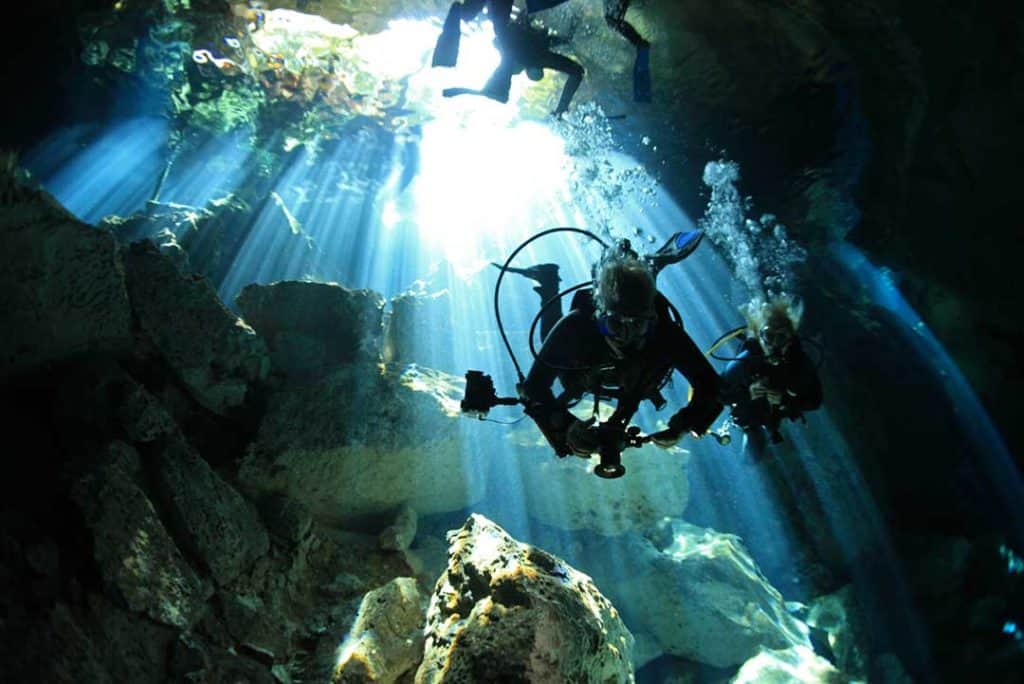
601, 310, 655, 345
758, 324, 792, 360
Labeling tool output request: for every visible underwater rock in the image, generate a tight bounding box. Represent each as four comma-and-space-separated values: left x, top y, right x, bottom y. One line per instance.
121, 239, 270, 415
273, 525, 422, 682
731, 644, 849, 683
255, 494, 315, 548
236, 280, 384, 383
514, 439, 690, 536
120, 237, 268, 413
221, 592, 291, 664
383, 289, 455, 370
71, 441, 211, 629
613, 519, 809, 668
333, 577, 427, 683
26, 602, 118, 684
115, 373, 181, 444
403, 533, 450, 593
239, 364, 484, 524
379, 504, 418, 552
416, 514, 635, 683
84, 593, 180, 684
806, 584, 871, 679
0, 179, 133, 379
151, 433, 270, 587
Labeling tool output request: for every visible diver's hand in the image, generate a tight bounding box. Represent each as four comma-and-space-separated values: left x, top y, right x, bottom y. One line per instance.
650, 429, 681, 449
751, 381, 784, 406
749, 380, 767, 400
566, 418, 601, 456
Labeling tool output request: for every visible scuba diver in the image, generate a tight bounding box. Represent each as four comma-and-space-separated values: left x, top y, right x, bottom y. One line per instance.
525, 0, 651, 101
719, 296, 823, 460
441, 11, 585, 117
432, 0, 515, 67
494, 230, 722, 465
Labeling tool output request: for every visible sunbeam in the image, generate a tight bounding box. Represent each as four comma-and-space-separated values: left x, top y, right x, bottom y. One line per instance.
9, 4, 1022, 681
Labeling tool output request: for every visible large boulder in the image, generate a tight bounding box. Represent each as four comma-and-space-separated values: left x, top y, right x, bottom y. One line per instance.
416, 514, 635, 683
0, 165, 132, 378
121, 239, 270, 415
805, 584, 872, 680
239, 364, 485, 524
383, 288, 455, 371
334, 577, 428, 683
71, 441, 211, 629
731, 645, 850, 683
236, 280, 385, 383
584, 520, 809, 669
151, 434, 270, 587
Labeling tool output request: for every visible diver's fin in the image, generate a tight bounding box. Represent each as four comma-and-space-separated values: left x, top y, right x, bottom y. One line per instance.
432, 9, 462, 67
491, 262, 561, 291
647, 229, 704, 275
633, 44, 651, 103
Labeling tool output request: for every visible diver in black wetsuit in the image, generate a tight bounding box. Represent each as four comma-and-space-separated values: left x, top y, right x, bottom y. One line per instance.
499, 241, 722, 457
720, 297, 823, 460
433, 0, 515, 67
442, 12, 585, 117
526, 0, 651, 101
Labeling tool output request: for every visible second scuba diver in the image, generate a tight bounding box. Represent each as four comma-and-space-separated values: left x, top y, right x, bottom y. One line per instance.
719, 296, 823, 460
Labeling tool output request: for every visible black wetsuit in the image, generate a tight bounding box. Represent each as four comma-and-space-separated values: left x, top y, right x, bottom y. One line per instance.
720, 338, 822, 444
443, 17, 584, 116
520, 291, 722, 456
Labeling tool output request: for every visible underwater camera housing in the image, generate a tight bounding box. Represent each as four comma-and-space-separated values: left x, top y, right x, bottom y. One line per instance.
461, 370, 520, 418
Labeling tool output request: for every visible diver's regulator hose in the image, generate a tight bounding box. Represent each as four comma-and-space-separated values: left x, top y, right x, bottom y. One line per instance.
494, 227, 607, 382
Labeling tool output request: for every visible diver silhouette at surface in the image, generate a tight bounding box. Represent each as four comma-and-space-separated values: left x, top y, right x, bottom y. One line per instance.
432, 0, 515, 67
441, 12, 585, 117
719, 296, 823, 460
498, 232, 722, 458
525, 0, 651, 101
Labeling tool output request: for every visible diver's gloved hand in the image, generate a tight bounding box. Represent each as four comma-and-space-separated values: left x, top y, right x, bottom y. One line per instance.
650, 429, 681, 449
566, 418, 601, 456
750, 380, 784, 407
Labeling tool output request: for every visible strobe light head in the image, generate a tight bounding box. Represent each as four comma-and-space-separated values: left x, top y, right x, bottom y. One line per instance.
461, 370, 499, 418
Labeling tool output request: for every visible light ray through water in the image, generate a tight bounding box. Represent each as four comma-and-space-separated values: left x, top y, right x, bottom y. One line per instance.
18, 10, 1020, 672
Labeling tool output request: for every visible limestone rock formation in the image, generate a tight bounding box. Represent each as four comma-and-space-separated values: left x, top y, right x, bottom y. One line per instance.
731, 645, 850, 683
151, 433, 270, 587
236, 280, 385, 382
71, 441, 212, 629
583, 521, 810, 669
122, 239, 270, 415
384, 288, 455, 370
379, 505, 419, 552
239, 362, 484, 523
334, 577, 428, 683
417, 514, 635, 683
0, 169, 133, 379
805, 584, 871, 679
